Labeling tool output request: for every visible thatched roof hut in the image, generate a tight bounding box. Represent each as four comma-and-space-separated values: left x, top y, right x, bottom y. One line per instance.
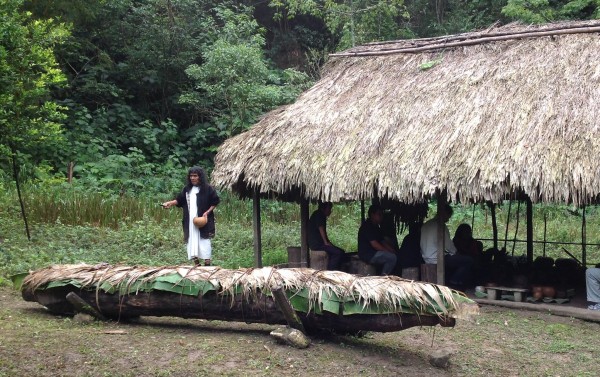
213, 20, 600, 206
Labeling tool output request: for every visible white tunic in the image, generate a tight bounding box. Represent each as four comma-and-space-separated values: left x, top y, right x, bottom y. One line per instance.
186, 186, 212, 260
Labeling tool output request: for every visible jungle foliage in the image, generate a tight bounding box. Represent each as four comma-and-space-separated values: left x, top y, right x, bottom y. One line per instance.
1, 0, 599, 194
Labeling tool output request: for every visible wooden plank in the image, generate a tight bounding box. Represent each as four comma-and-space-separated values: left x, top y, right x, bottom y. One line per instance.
474, 298, 600, 323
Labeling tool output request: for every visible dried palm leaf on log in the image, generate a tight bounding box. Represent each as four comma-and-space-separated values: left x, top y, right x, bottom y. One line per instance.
20, 264, 479, 333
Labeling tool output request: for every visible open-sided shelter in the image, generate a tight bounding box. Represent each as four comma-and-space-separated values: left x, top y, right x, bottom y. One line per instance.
212, 21, 600, 282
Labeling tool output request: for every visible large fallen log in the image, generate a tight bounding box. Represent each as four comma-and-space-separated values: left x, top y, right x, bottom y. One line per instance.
20, 264, 477, 333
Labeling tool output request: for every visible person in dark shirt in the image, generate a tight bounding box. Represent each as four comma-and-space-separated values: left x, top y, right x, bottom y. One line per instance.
308, 202, 346, 270
358, 204, 397, 275
397, 222, 425, 270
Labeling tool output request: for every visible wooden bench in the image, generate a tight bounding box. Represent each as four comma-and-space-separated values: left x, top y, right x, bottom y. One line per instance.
347, 255, 376, 276
485, 286, 528, 302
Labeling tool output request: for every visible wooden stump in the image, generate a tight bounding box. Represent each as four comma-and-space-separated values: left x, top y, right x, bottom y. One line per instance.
348, 255, 376, 276
401, 267, 420, 280
287, 246, 302, 268
420, 264, 437, 283
309, 250, 329, 270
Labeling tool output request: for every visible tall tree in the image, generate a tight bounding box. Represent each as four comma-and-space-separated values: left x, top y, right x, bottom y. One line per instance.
0, 0, 69, 239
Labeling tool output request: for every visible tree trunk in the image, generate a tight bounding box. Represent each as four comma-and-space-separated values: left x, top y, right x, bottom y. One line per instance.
12, 151, 31, 241
26, 287, 454, 333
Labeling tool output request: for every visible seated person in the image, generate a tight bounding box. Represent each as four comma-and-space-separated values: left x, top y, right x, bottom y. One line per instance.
358, 204, 397, 275
397, 222, 425, 271
420, 204, 474, 288
308, 202, 346, 270
586, 266, 600, 311
453, 223, 483, 259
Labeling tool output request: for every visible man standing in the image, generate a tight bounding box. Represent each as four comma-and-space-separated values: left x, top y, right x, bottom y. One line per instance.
308, 202, 346, 270
420, 203, 473, 288
357, 204, 397, 275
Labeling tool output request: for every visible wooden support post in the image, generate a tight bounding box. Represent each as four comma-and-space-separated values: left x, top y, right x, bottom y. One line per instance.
360, 200, 365, 223
471, 204, 476, 232
271, 286, 306, 333
253, 190, 262, 268
436, 196, 446, 285
66, 292, 106, 321
489, 202, 498, 251
300, 198, 309, 267
543, 212, 547, 257
582, 205, 587, 267
504, 199, 512, 250
512, 200, 521, 256
526, 197, 534, 264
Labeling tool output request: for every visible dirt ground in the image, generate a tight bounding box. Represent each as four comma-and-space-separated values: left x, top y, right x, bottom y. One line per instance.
1, 287, 598, 377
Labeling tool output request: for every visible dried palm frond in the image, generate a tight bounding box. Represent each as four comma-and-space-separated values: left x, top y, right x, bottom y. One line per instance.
22, 264, 477, 318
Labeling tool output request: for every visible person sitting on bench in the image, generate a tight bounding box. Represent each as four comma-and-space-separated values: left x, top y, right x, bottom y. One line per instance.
308, 202, 346, 270
358, 204, 397, 275
420, 204, 474, 289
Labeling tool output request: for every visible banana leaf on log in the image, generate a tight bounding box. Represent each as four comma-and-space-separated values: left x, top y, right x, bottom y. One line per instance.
20, 264, 479, 333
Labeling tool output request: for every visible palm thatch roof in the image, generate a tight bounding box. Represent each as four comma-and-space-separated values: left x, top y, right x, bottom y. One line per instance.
213, 20, 600, 205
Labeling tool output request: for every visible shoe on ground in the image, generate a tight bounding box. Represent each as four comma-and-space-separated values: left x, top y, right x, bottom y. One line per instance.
587, 303, 600, 310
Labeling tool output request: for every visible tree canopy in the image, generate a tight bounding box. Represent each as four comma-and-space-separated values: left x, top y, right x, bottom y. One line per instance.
0, 0, 597, 193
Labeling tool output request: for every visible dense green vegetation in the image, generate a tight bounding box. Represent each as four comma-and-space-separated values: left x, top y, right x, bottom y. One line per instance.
1, 1, 599, 283
1, 182, 599, 285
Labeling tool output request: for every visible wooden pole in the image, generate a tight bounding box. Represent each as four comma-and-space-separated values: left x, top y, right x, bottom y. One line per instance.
65, 292, 107, 320
271, 286, 306, 333
436, 196, 446, 285
511, 200, 521, 256
489, 202, 498, 251
582, 205, 587, 267
504, 199, 512, 250
360, 200, 365, 223
543, 212, 547, 257
526, 198, 534, 264
471, 204, 476, 232
330, 25, 600, 57
300, 198, 310, 267
252, 190, 262, 268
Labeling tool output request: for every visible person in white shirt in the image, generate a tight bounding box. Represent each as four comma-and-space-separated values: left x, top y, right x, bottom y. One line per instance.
420, 203, 473, 288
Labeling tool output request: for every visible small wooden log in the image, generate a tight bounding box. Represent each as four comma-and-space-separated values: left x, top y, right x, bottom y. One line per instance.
66, 292, 107, 321
271, 286, 306, 333
309, 250, 329, 270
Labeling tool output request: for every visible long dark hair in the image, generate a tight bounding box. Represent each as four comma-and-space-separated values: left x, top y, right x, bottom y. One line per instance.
185, 166, 209, 191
